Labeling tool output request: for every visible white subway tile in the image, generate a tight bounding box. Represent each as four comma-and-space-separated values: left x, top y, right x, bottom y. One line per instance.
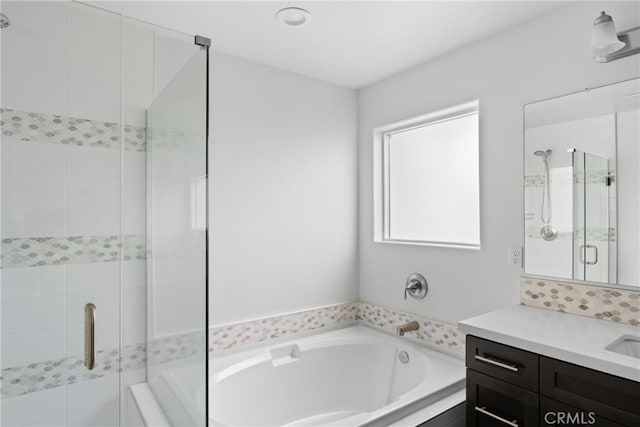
0, 0, 67, 116
1, 140, 67, 238
122, 287, 145, 320
1, 328, 65, 367
95, 206, 121, 236
35, 416, 66, 426
67, 3, 121, 125
66, 401, 119, 427
122, 315, 146, 347
66, 146, 120, 180
66, 262, 119, 294
122, 260, 146, 289
2, 295, 65, 334
67, 205, 99, 236
67, 175, 97, 208
123, 152, 146, 209
66, 374, 119, 414
122, 207, 146, 235
121, 368, 146, 389
1, 266, 66, 301
1, 387, 66, 426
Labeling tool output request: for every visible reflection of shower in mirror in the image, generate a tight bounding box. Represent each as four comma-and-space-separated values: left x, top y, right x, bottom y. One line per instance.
534, 149, 558, 241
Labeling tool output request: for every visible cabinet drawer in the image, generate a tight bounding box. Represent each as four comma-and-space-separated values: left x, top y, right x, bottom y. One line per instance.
467, 369, 538, 427
540, 397, 624, 427
466, 335, 539, 392
540, 356, 640, 426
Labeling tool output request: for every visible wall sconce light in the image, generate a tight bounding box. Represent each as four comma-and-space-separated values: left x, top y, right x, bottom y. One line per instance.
591, 11, 640, 63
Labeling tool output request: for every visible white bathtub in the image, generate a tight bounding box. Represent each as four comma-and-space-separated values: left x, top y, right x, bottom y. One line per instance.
208, 326, 465, 427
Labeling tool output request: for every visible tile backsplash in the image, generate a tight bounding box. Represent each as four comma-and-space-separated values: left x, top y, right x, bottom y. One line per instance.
521, 276, 640, 326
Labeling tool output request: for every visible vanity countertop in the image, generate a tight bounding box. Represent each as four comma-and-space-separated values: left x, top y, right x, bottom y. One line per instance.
458, 304, 640, 382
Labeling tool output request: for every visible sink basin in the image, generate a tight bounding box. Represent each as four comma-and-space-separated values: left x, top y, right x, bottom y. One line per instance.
605, 335, 640, 359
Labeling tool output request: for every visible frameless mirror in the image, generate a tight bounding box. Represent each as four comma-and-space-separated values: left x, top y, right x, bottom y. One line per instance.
524, 78, 640, 288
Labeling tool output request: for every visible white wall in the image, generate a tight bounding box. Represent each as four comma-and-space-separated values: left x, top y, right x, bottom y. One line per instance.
209, 52, 358, 326
358, 1, 640, 324
617, 109, 640, 285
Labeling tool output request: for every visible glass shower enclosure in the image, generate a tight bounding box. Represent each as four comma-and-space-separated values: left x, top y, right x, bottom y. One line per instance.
571, 149, 613, 283
0, 2, 208, 426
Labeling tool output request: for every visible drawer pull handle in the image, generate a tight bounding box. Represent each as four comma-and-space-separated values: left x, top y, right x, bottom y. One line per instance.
474, 354, 519, 372
475, 406, 518, 427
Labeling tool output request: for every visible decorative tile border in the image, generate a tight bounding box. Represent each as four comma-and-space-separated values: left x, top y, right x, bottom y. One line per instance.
0, 234, 145, 268
521, 276, 640, 326
1, 108, 146, 151
0, 329, 205, 399
524, 170, 612, 187
209, 302, 359, 351
358, 302, 465, 354
209, 301, 464, 355
524, 226, 615, 241
1, 343, 143, 399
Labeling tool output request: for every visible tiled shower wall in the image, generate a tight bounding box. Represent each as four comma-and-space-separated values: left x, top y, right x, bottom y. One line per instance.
0, 108, 147, 425
1, 2, 205, 425
1, 3, 146, 425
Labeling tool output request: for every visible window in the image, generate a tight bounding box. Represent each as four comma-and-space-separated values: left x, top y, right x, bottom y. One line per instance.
373, 101, 480, 248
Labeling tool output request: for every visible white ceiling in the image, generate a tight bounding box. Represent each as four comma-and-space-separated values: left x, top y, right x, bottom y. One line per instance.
89, 1, 565, 89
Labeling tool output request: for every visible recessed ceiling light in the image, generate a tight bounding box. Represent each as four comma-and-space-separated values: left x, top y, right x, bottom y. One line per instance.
275, 7, 311, 27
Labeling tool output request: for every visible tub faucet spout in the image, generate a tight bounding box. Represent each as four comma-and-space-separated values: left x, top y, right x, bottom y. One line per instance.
396, 320, 419, 336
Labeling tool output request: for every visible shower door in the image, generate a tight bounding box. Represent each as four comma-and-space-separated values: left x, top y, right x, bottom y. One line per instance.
1, 2, 208, 426
1, 4, 127, 425
572, 150, 611, 282
145, 43, 209, 426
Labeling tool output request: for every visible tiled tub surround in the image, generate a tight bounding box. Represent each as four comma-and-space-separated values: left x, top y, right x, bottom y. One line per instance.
209, 302, 359, 351
209, 301, 465, 354
521, 276, 640, 326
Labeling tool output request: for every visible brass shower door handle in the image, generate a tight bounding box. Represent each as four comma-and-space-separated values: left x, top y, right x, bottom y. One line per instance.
84, 303, 96, 370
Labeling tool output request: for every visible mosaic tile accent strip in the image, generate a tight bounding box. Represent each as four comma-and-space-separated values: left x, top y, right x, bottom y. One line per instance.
524, 170, 613, 187
1, 329, 204, 399
209, 301, 464, 355
0, 108, 146, 151
1, 344, 143, 399
357, 302, 465, 354
209, 302, 360, 351
524, 226, 615, 241
147, 331, 204, 367
521, 276, 640, 326
147, 126, 203, 153
0, 234, 145, 268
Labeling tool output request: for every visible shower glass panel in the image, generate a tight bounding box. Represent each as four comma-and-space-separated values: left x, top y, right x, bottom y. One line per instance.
146, 46, 208, 426
572, 150, 611, 282
1, 2, 208, 426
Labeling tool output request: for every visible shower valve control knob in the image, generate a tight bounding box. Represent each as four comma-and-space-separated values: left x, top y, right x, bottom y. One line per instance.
404, 273, 428, 300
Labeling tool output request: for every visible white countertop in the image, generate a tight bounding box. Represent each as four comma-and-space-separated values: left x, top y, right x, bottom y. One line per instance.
458, 305, 640, 382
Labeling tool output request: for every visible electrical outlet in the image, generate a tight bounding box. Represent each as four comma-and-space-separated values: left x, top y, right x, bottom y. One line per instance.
509, 246, 523, 268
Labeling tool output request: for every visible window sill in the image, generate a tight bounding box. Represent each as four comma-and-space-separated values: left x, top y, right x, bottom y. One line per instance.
374, 238, 481, 250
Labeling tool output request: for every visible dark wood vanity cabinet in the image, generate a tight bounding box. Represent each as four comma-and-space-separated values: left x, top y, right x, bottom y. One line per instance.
465, 335, 640, 427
